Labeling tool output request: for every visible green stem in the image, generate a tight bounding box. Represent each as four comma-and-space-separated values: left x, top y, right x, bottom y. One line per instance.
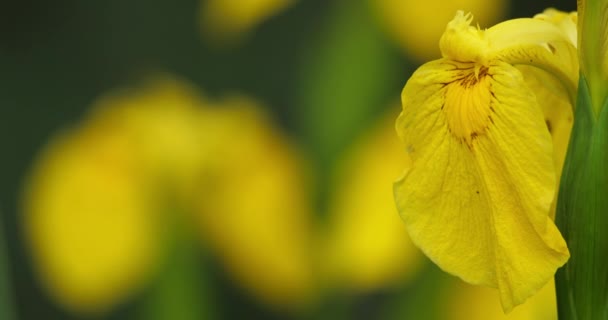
579, 0, 608, 117
555, 76, 608, 320
141, 208, 214, 320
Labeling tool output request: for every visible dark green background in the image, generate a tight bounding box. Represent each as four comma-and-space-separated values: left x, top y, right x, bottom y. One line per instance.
0, 0, 576, 318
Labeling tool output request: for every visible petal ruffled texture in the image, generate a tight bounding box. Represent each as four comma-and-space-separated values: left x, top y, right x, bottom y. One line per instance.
511, 9, 576, 218
517, 65, 574, 218
394, 58, 570, 311
440, 11, 579, 100
394, 11, 577, 311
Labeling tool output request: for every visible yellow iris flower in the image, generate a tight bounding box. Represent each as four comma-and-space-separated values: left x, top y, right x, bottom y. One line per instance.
22, 105, 166, 313
394, 10, 577, 312
22, 76, 314, 314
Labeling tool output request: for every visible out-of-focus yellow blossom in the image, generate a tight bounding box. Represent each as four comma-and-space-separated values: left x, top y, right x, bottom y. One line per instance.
394, 11, 577, 312
86, 77, 210, 202
443, 279, 557, 320
193, 96, 315, 309
201, 0, 294, 43
372, 0, 508, 61
22, 117, 162, 314
22, 75, 315, 314
322, 108, 422, 292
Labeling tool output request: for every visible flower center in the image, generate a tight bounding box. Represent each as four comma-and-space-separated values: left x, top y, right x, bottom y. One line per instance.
443, 66, 494, 147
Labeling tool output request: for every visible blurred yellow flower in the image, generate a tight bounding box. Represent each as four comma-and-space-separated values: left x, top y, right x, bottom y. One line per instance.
372, 0, 508, 61
394, 11, 576, 311
201, 0, 294, 43
22, 115, 162, 313
86, 77, 210, 202
192, 96, 316, 310
322, 108, 422, 292
22, 75, 315, 314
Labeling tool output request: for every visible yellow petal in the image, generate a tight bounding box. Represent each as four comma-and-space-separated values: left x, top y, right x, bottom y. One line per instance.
323, 108, 422, 291
394, 59, 569, 311
439, 11, 578, 101
22, 120, 160, 314
517, 65, 574, 219
193, 98, 315, 309
533, 9, 577, 47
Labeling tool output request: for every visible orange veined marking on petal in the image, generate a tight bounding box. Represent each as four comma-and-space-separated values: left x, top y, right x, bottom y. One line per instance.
443, 64, 496, 148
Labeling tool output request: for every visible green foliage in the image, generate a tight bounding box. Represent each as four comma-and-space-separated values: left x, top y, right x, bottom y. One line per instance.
296, 0, 401, 172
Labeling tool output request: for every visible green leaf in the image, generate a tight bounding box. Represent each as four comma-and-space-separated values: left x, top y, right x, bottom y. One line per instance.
295, 0, 403, 217
296, 0, 402, 171
141, 208, 215, 320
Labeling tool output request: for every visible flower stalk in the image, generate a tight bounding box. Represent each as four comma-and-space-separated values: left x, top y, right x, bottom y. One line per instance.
555, 0, 608, 319
577, 0, 608, 116
555, 77, 608, 320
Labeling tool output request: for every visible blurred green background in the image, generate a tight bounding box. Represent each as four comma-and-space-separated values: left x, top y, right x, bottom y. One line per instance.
0, 0, 576, 319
